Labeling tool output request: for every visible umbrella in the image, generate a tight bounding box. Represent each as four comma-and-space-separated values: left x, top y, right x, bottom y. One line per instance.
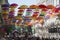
18, 5, 28, 9
10, 3, 18, 8
34, 8, 39, 12
47, 5, 55, 9
2, 7, 9, 10
2, 12, 9, 14
40, 11, 46, 16
25, 9, 32, 16
18, 9, 24, 12
42, 8, 47, 11
1, 4, 9, 7
45, 14, 50, 19
15, 16, 23, 21
52, 8, 59, 13
32, 12, 39, 17
38, 4, 47, 9
18, 9, 24, 15
29, 5, 38, 9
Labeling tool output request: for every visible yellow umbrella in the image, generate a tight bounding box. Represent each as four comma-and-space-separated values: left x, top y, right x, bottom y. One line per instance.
18, 5, 28, 9
34, 8, 39, 12
15, 16, 23, 21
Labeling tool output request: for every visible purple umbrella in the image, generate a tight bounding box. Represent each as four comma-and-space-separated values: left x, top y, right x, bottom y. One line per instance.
2, 7, 9, 10
56, 6, 60, 10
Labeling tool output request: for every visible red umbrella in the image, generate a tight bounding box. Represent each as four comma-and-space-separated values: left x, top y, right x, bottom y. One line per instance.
38, 4, 47, 9
18, 9, 24, 12
10, 3, 18, 6
52, 8, 59, 13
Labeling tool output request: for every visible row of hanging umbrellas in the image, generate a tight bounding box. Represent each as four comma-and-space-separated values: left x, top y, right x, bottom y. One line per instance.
18, 5, 55, 9
2, 3, 55, 9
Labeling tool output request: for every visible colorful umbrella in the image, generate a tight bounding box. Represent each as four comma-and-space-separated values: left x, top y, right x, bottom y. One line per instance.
36, 17, 44, 24
47, 5, 55, 9
15, 16, 23, 21
29, 5, 38, 9
45, 14, 50, 19
40, 11, 46, 16
56, 6, 60, 10
32, 12, 39, 18
38, 4, 47, 9
18, 9, 24, 15
2, 7, 9, 10
2, 4, 9, 7
18, 5, 28, 9
52, 8, 59, 13
25, 9, 32, 16
34, 8, 39, 12
10, 3, 18, 8
42, 8, 47, 11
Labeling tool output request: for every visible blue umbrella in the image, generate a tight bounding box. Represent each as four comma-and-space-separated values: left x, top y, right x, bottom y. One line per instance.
2, 4, 9, 7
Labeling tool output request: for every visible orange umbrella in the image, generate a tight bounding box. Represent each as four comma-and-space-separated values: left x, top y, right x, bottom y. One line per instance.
29, 5, 38, 9
18, 5, 28, 9
47, 5, 55, 9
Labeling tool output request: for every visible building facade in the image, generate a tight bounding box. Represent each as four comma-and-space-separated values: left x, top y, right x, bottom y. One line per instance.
37, 0, 60, 6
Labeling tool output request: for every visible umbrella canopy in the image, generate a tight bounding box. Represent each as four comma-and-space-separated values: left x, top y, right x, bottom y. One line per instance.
56, 6, 60, 10
15, 16, 23, 21
18, 9, 24, 16
34, 8, 39, 12
40, 11, 46, 16
10, 3, 18, 8
2, 7, 9, 10
18, 5, 28, 9
38, 4, 47, 9
18, 9, 24, 12
47, 5, 55, 9
42, 8, 47, 11
52, 8, 59, 13
25, 9, 32, 16
29, 5, 38, 9
2, 4, 9, 7
32, 12, 39, 18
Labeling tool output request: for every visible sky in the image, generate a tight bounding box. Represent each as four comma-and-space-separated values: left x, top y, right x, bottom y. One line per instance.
8, 0, 39, 16
8, 0, 39, 6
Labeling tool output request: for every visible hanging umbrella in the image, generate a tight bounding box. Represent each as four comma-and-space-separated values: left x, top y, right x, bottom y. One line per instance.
47, 5, 55, 9
18, 9, 24, 12
42, 8, 47, 11
38, 4, 47, 9
25, 9, 32, 16
10, 3, 18, 8
52, 8, 59, 13
32, 12, 39, 18
56, 6, 60, 10
18, 9, 24, 15
29, 5, 38, 9
45, 14, 50, 19
2, 4, 9, 7
18, 5, 28, 9
40, 11, 46, 16
34, 8, 39, 12
15, 16, 23, 21
2, 7, 9, 10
